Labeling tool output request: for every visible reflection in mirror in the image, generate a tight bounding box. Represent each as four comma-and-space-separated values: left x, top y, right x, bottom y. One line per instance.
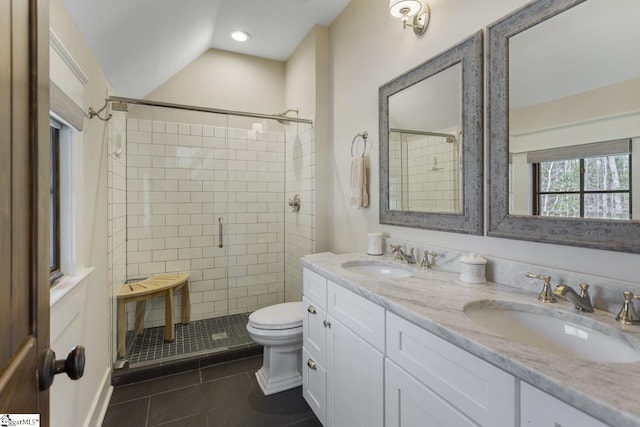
380, 31, 483, 234
488, 0, 640, 252
508, 0, 640, 220
388, 63, 462, 214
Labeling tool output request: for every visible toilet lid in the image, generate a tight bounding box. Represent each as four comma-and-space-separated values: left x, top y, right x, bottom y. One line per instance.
249, 302, 303, 330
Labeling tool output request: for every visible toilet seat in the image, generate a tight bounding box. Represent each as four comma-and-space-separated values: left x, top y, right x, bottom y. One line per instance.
248, 302, 303, 330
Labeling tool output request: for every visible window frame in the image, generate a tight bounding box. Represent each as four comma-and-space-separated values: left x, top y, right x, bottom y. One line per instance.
50, 118, 63, 285
533, 154, 632, 219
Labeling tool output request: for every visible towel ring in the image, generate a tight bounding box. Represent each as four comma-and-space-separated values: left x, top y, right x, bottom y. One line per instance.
351, 131, 368, 157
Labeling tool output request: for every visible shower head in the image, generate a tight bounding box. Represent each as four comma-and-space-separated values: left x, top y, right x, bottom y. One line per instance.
273, 109, 299, 125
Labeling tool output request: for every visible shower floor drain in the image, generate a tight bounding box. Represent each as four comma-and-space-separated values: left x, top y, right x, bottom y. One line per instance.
211, 332, 228, 340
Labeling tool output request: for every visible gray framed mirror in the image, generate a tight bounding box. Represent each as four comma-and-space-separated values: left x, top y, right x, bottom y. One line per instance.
488, 0, 640, 253
380, 31, 483, 235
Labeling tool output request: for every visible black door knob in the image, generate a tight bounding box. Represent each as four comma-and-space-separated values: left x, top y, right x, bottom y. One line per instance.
38, 345, 85, 391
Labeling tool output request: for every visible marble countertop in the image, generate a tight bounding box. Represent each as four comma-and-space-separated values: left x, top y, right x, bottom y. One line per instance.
301, 252, 640, 427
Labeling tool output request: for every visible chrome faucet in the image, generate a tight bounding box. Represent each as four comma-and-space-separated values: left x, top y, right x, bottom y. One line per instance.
553, 283, 594, 312
390, 245, 416, 264
525, 272, 557, 303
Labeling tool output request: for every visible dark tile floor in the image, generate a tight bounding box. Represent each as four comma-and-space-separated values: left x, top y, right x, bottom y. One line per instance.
103, 355, 321, 427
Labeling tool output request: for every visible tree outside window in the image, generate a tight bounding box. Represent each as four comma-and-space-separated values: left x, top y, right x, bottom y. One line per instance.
534, 154, 631, 220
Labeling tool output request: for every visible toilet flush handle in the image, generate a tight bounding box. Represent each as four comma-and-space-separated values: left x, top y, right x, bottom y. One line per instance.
307, 305, 317, 314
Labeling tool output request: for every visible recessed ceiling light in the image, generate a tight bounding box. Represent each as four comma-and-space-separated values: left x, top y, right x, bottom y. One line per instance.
231, 31, 250, 42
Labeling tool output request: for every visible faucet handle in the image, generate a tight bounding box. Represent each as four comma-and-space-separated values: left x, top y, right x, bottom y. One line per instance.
579, 283, 590, 297
525, 272, 557, 303
616, 291, 640, 325
390, 245, 404, 262
525, 272, 550, 282
420, 250, 437, 268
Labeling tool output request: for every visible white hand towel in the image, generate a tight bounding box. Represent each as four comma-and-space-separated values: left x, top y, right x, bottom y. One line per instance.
349, 156, 369, 208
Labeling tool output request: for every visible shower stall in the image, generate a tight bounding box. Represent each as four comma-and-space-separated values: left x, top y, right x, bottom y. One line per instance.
388, 128, 462, 213
107, 98, 315, 368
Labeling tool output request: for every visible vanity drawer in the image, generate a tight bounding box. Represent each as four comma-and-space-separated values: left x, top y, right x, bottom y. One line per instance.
327, 280, 385, 352
303, 296, 326, 365
386, 312, 515, 427
303, 268, 327, 310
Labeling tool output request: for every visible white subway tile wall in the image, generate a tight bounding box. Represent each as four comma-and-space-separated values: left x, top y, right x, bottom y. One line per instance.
284, 126, 316, 302
388, 129, 462, 212
108, 112, 128, 358
123, 118, 315, 330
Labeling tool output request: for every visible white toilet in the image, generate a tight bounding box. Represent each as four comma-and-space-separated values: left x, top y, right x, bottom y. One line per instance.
246, 301, 303, 395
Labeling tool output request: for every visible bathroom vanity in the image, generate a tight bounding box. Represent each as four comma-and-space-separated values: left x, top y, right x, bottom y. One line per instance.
301, 253, 640, 427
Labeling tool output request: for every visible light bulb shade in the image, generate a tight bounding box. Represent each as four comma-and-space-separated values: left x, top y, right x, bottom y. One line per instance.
389, 0, 422, 18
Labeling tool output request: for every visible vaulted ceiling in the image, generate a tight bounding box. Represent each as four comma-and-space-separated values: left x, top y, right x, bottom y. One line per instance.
63, 0, 350, 98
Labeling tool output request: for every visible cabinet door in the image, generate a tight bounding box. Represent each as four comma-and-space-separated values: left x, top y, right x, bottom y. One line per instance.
326, 315, 384, 427
303, 296, 326, 366
521, 382, 609, 427
303, 348, 327, 426
386, 312, 515, 427
386, 359, 478, 427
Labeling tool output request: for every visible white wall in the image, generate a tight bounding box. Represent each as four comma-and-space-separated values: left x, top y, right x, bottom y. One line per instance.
137, 48, 286, 123
284, 25, 329, 301
327, 0, 640, 283
50, 0, 114, 425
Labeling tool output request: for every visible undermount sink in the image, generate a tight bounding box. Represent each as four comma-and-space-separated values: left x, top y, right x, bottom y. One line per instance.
341, 260, 415, 278
464, 300, 640, 363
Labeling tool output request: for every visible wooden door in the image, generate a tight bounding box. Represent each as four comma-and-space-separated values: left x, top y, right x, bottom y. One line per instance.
0, 0, 51, 421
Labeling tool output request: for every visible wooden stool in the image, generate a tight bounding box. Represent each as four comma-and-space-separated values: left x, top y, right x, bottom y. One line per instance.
117, 273, 190, 359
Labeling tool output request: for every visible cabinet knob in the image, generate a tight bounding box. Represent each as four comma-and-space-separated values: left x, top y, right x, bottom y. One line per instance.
323, 320, 331, 328
307, 359, 317, 370
307, 305, 317, 314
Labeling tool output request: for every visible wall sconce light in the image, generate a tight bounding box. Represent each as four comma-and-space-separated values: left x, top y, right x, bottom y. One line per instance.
388, 0, 430, 35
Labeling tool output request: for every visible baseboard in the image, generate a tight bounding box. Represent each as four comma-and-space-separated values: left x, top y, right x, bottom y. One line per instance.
83, 367, 113, 427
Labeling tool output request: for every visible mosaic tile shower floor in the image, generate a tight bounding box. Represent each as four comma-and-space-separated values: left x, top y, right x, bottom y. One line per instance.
123, 313, 258, 367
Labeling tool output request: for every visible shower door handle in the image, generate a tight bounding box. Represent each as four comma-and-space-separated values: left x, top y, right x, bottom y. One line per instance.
218, 217, 223, 248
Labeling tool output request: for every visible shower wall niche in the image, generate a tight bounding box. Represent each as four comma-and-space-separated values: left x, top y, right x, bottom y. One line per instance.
107, 107, 315, 363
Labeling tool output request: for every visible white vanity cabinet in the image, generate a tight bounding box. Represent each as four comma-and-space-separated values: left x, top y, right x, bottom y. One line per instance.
302, 268, 385, 427
520, 382, 609, 427
303, 264, 609, 427
303, 269, 328, 426
386, 312, 516, 427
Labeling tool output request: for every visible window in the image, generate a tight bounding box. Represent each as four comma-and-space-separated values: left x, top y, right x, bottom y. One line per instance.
533, 153, 631, 219
50, 119, 63, 284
